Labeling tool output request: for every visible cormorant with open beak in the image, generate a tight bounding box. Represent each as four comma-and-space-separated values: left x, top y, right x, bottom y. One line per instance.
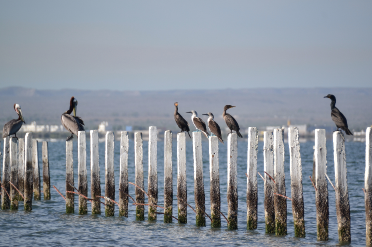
223, 105, 243, 138
174, 102, 191, 138
186, 110, 209, 138
202, 112, 223, 143
61, 96, 85, 141
2, 104, 26, 139
324, 94, 353, 135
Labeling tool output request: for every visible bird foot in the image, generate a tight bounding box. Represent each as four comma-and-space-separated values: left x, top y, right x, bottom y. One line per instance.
12, 136, 19, 141
66, 135, 74, 141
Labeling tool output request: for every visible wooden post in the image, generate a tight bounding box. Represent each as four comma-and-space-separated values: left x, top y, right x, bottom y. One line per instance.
18, 138, 25, 201
333, 131, 351, 242
32, 140, 41, 201
366, 127, 372, 245
42, 141, 50, 200
164, 130, 173, 223
66, 139, 74, 213
135, 132, 145, 221
10, 138, 18, 210
288, 127, 305, 237
24, 133, 33, 211
105, 131, 115, 216
148, 126, 158, 221
227, 133, 238, 230
264, 131, 275, 233
247, 127, 258, 230
119, 131, 129, 217
273, 128, 287, 236
1, 137, 10, 210
209, 135, 220, 227
177, 132, 187, 224
78, 131, 87, 215
90, 130, 101, 215
193, 131, 205, 226
315, 129, 329, 241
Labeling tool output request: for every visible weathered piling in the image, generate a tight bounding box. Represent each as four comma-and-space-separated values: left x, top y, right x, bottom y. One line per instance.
263, 131, 275, 234
314, 129, 329, 241
119, 131, 129, 217
18, 138, 25, 201
78, 131, 87, 215
1, 137, 10, 210
105, 131, 115, 216
177, 132, 187, 224
65, 139, 74, 213
32, 140, 40, 200
10, 138, 18, 210
273, 128, 287, 236
288, 127, 305, 237
42, 141, 50, 200
164, 130, 173, 223
24, 133, 33, 211
148, 126, 158, 221
209, 135, 221, 227
366, 127, 372, 245
193, 131, 205, 226
90, 130, 101, 214
247, 127, 258, 230
333, 131, 351, 242
135, 132, 145, 221
227, 133, 238, 230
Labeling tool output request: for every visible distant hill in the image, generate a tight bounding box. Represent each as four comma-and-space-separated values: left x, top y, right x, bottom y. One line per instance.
0, 87, 371, 132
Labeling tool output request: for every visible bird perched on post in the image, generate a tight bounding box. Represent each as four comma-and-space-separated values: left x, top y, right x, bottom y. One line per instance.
61, 96, 85, 141
223, 105, 243, 138
202, 112, 223, 143
174, 102, 191, 138
2, 104, 26, 139
324, 94, 353, 135
186, 110, 209, 138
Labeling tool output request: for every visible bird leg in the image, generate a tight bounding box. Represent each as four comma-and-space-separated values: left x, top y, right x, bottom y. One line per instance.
66, 134, 74, 141
12, 133, 19, 140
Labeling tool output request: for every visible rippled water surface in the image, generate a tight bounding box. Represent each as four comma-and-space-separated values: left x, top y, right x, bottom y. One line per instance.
0, 138, 366, 246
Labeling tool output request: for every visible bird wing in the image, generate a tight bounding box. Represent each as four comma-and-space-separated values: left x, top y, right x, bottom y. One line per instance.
2, 119, 23, 138
74, 116, 85, 130
175, 113, 190, 131
61, 114, 83, 136
224, 114, 240, 131
209, 120, 223, 143
193, 117, 208, 133
331, 107, 349, 129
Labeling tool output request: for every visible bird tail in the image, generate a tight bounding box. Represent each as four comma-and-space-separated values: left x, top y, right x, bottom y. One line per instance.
237, 130, 243, 138
218, 137, 224, 143
187, 131, 191, 138
345, 128, 353, 135
202, 131, 209, 138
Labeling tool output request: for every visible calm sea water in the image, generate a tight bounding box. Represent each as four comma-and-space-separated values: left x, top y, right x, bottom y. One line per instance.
0, 138, 366, 246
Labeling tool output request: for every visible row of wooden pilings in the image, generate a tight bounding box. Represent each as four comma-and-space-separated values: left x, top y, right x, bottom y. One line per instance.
3, 127, 372, 244
1, 133, 50, 211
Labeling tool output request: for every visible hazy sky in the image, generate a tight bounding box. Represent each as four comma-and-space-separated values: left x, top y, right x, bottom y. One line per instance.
1, 1, 371, 90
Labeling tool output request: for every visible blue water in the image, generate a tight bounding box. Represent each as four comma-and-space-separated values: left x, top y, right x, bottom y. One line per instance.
0, 138, 366, 246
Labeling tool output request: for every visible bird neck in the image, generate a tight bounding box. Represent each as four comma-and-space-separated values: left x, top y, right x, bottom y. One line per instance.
330, 99, 336, 110
174, 105, 178, 115
223, 108, 227, 117
66, 104, 73, 114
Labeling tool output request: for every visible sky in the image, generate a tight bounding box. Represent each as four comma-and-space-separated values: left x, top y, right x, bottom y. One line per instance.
1, 1, 371, 91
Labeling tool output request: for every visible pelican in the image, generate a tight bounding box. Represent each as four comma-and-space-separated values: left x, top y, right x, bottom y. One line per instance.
223, 105, 243, 138
186, 110, 209, 138
2, 104, 26, 139
61, 96, 85, 141
202, 112, 223, 143
174, 102, 191, 138
324, 94, 353, 135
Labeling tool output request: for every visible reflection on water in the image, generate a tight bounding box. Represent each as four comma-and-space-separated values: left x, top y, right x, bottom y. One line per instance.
0, 139, 366, 246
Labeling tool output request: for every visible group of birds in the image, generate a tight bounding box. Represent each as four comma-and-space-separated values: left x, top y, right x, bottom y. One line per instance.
2, 94, 353, 141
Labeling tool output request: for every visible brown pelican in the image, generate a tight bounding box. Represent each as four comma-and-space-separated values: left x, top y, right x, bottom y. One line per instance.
2, 104, 26, 139
202, 112, 223, 143
223, 105, 243, 138
186, 110, 209, 138
61, 96, 85, 141
324, 94, 353, 135
174, 102, 191, 138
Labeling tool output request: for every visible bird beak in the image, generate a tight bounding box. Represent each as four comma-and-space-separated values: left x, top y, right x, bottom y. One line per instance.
202, 114, 208, 116
18, 109, 26, 123
73, 105, 77, 117
324, 96, 328, 98
186, 111, 192, 113
230, 106, 236, 108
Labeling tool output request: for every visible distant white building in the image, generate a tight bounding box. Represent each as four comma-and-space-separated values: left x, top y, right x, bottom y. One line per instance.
20, 121, 65, 133
98, 121, 109, 133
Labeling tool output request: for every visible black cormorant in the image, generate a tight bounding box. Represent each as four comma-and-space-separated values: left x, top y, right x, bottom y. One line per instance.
2, 104, 26, 139
202, 112, 223, 143
174, 102, 191, 138
223, 105, 243, 138
186, 110, 209, 138
324, 94, 353, 135
61, 96, 85, 141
